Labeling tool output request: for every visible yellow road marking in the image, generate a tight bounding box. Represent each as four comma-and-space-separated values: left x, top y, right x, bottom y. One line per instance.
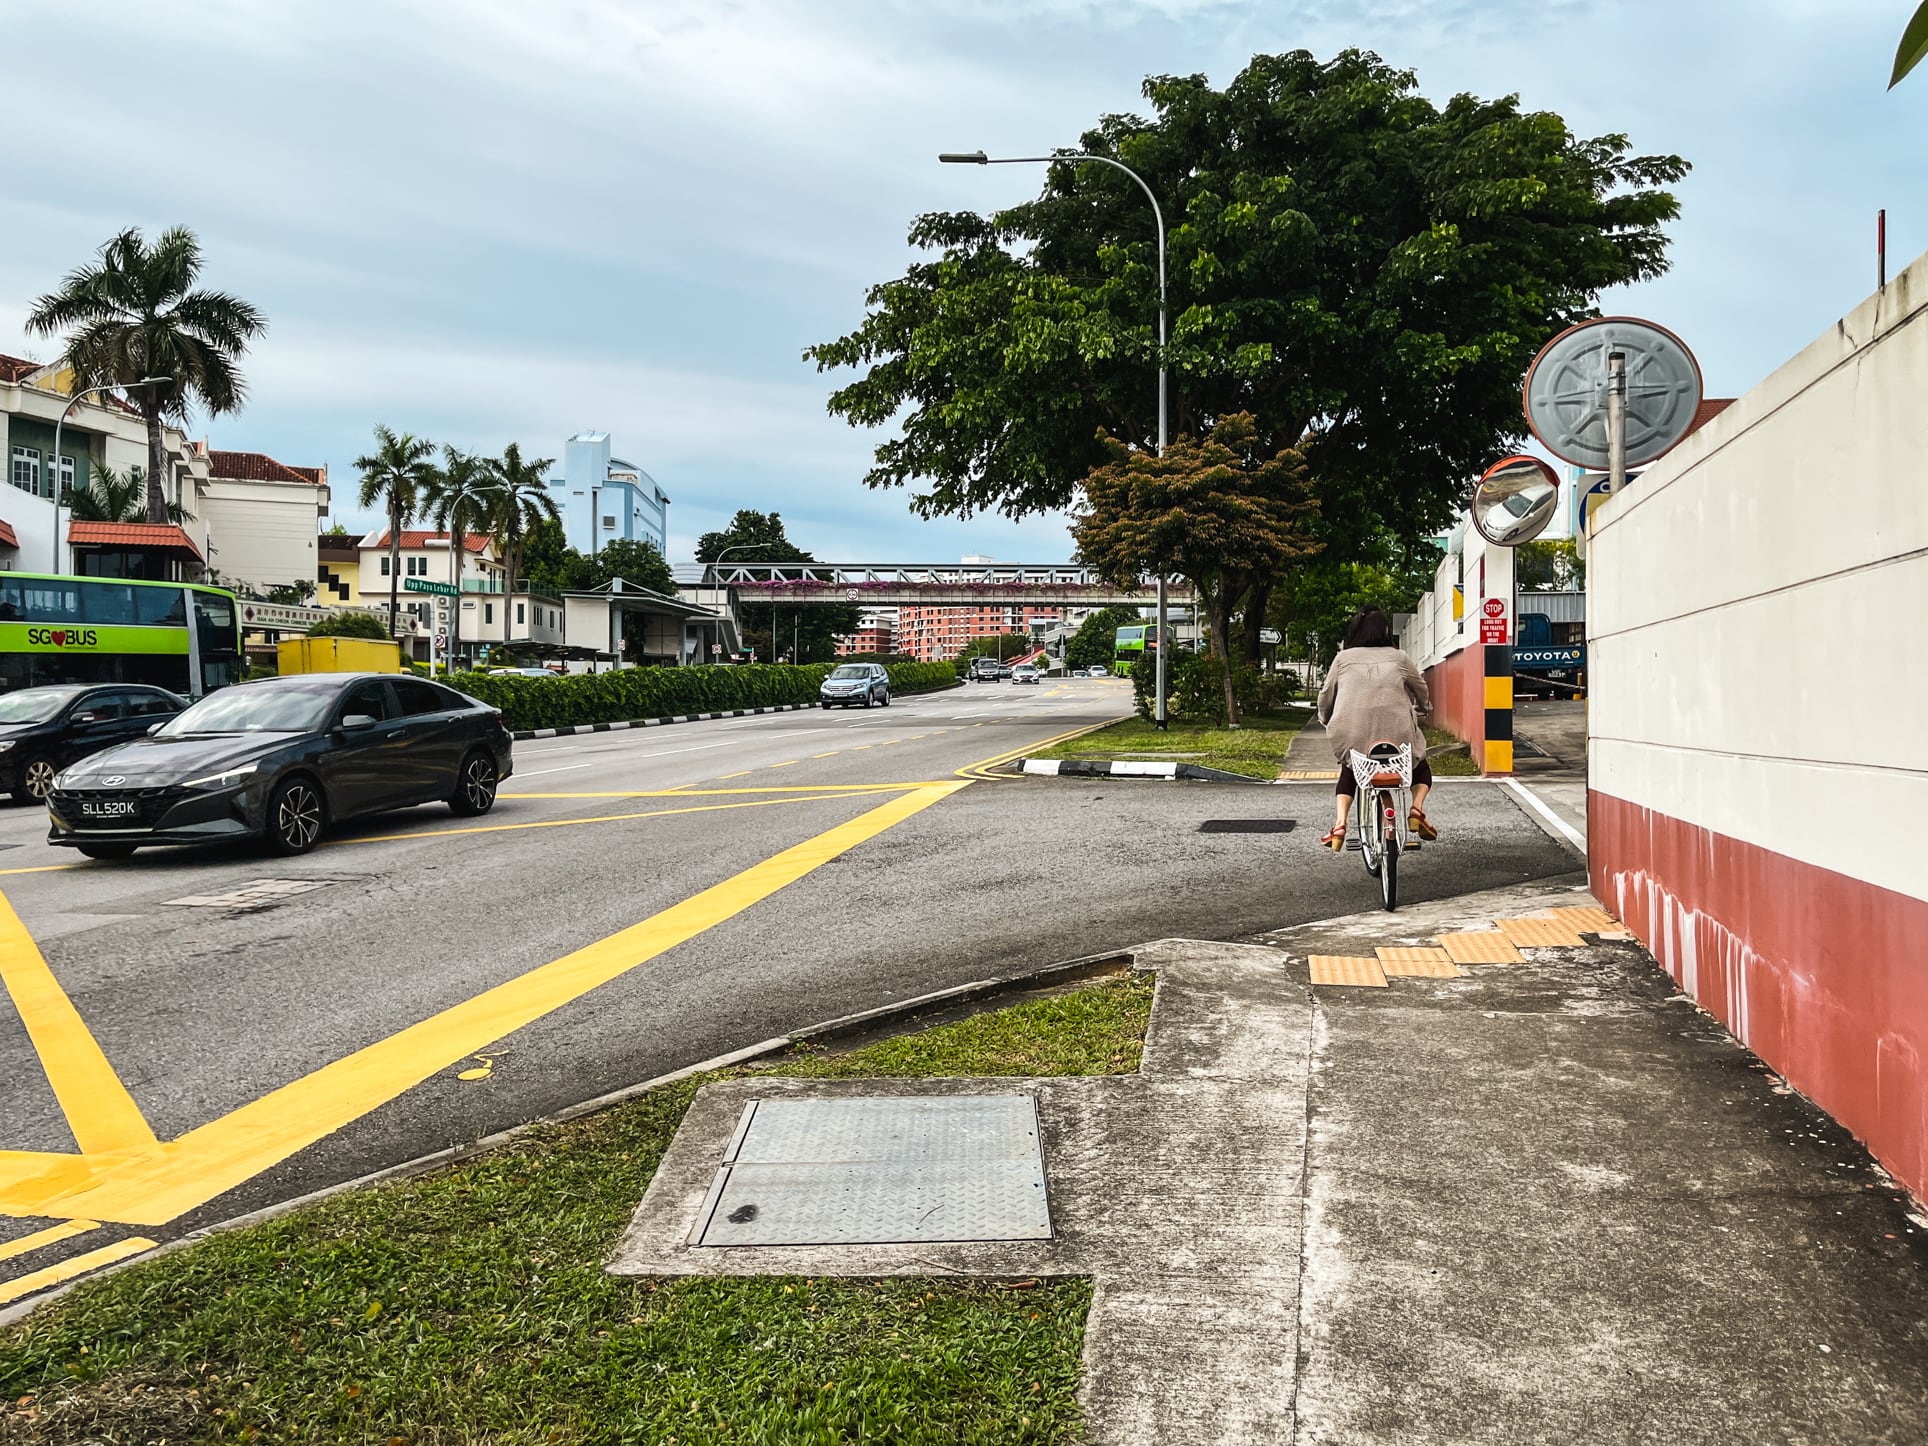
11, 782, 968, 1225
956, 715, 1128, 782
501, 785, 941, 798
851, 745, 872, 750
770, 760, 799, 768
0, 863, 80, 877
0, 893, 157, 1156
0, 1218, 98, 1262
716, 771, 751, 781
323, 791, 904, 847
0, 1235, 155, 1305
812, 752, 839, 759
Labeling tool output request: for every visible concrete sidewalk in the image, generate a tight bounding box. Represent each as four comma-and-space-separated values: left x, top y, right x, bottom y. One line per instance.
613, 880, 1928, 1443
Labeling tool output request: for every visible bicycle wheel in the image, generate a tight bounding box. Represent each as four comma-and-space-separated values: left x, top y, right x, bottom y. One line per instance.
1359, 791, 1381, 878
1380, 810, 1399, 911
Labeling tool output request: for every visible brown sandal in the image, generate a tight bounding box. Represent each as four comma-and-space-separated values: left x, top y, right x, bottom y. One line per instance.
1321, 825, 1346, 852
1408, 808, 1439, 842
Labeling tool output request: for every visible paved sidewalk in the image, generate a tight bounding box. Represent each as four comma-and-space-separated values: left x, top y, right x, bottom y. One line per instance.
612, 880, 1928, 1444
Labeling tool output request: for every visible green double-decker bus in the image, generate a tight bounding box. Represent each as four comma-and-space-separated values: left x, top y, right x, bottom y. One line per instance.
0, 574, 244, 698
1113, 623, 1172, 676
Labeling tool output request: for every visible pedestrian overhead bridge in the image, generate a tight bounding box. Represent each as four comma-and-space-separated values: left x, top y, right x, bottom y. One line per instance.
672, 563, 1195, 609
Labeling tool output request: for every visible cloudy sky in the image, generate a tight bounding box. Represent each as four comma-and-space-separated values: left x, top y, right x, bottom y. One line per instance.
2, 0, 1919, 562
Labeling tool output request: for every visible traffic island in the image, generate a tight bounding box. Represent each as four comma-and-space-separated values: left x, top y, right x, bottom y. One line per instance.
0, 979, 1153, 1444
1022, 712, 1306, 781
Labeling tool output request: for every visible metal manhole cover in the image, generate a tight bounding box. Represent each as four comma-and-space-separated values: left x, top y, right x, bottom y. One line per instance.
164, 878, 330, 910
1198, 819, 1296, 833
693, 1095, 1051, 1247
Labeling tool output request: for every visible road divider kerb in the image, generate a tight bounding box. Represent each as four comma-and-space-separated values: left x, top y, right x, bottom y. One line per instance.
1014, 757, 1263, 783
513, 703, 815, 741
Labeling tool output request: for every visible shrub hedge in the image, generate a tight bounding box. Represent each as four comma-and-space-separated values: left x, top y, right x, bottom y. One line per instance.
1128, 652, 1295, 723
449, 661, 958, 732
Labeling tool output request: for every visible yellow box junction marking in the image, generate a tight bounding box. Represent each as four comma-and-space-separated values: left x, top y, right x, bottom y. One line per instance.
1307, 955, 1388, 988
1375, 947, 1463, 978
1436, 931, 1526, 966
0, 896, 157, 1156
0, 781, 966, 1227
0, 1235, 156, 1305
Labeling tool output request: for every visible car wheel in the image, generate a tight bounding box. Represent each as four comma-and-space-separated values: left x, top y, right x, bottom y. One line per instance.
265, 776, 326, 856
821, 701, 833, 710
880, 690, 891, 707
449, 749, 500, 817
19, 755, 56, 802
75, 843, 137, 861
863, 691, 875, 708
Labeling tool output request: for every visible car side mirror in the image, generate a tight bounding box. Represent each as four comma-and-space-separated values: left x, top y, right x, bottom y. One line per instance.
72, 710, 101, 725
340, 713, 378, 732
146, 721, 165, 736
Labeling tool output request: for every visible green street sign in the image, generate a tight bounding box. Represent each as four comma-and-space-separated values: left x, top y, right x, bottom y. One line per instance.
403, 578, 459, 597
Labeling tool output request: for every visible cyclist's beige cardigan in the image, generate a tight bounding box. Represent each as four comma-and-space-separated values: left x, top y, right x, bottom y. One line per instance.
1317, 646, 1432, 762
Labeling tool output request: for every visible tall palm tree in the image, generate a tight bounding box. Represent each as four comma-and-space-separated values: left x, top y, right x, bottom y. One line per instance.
422, 448, 492, 669
26, 226, 266, 525
67, 464, 193, 525
353, 426, 437, 639
481, 443, 560, 606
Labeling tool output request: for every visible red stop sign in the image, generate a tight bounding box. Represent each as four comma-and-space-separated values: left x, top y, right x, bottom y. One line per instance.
1483, 598, 1504, 618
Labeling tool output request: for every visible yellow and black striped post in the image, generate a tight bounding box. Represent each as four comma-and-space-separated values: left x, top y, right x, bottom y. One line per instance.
1483, 644, 1514, 773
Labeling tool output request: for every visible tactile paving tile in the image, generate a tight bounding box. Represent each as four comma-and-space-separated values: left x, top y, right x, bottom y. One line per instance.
1279, 770, 1343, 779
1435, 931, 1527, 965
1375, 946, 1463, 978
1548, 906, 1618, 933
1307, 955, 1389, 987
1494, 916, 1590, 948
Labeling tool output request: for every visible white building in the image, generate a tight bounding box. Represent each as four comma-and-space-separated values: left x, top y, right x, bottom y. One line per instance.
551, 431, 669, 559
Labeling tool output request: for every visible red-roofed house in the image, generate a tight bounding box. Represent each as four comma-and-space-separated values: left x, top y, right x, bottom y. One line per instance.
356, 528, 507, 663
198, 447, 330, 596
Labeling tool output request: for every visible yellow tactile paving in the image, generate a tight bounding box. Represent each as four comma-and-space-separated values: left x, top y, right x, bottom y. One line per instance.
1279, 770, 1342, 779
1494, 916, 1590, 948
1375, 947, 1463, 978
1549, 906, 1618, 933
1435, 931, 1527, 965
1307, 955, 1389, 988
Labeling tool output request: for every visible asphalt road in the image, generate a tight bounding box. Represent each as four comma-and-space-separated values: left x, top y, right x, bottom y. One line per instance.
0, 675, 1580, 1294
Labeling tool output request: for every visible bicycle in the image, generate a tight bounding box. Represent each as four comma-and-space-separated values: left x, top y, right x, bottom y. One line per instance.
1345, 742, 1414, 912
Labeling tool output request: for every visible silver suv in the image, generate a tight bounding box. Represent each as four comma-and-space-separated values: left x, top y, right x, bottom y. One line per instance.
820, 663, 891, 709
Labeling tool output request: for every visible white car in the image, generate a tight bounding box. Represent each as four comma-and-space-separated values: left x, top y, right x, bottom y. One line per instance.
1011, 664, 1040, 685
1086, 666, 1112, 678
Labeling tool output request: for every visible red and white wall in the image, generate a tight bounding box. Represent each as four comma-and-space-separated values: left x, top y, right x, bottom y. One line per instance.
1589, 254, 1928, 1200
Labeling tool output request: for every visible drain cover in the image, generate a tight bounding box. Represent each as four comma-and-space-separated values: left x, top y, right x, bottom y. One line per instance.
164, 879, 330, 910
693, 1095, 1051, 1247
1198, 819, 1296, 834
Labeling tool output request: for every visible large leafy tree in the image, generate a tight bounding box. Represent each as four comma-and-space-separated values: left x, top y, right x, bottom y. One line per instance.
520, 521, 675, 597
480, 443, 560, 604
696, 510, 859, 663
1269, 544, 1442, 668
809, 49, 1685, 593
1074, 414, 1319, 724
27, 226, 266, 524
354, 426, 437, 638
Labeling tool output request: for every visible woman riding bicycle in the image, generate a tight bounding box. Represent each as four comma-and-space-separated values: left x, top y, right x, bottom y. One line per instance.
1317, 606, 1438, 852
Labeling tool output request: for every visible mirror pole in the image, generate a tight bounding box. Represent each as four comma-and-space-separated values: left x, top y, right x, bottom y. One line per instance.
1605, 350, 1627, 498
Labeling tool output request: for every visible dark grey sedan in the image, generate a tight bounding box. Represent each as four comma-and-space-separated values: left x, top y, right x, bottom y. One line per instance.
46, 672, 514, 860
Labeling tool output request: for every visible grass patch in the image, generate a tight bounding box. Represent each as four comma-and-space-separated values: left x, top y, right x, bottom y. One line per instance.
0, 975, 1154, 1445
1422, 724, 1482, 777
1030, 713, 1306, 781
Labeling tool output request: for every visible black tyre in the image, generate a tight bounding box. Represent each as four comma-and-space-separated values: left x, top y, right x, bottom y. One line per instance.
76, 843, 137, 861
879, 690, 891, 707
18, 755, 57, 803
821, 701, 833, 710
1380, 820, 1399, 911
863, 691, 875, 708
265, 776, 325, 856
1360, 796, 1381, 878
449, 750, 499, 817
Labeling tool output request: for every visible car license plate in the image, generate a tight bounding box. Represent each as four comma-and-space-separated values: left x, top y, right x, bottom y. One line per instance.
79, 799, 138, 820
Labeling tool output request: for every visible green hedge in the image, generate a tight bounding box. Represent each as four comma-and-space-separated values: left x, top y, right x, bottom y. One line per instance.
1128, 653, 1296, 723
449, 661, 959, 732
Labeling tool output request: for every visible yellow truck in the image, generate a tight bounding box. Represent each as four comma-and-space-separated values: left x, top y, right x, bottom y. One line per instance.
277, 636, 402, 675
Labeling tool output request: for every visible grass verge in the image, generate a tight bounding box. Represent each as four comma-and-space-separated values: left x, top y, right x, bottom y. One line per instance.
0, 975, 1155, 1445
1422, 724, 1482, 777
1028, 713, 1306, 781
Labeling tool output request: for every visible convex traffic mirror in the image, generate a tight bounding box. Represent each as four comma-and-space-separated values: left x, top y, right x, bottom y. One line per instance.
1470, 455, 1561, 547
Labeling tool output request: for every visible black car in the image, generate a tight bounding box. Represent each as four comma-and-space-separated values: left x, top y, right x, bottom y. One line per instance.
0, 684, 186, 803
46, 672, 514, 860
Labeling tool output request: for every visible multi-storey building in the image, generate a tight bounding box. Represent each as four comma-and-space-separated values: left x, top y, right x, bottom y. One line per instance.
834, 610, 898, 656
551, 432, 669, 559
893, 603, 1065, 663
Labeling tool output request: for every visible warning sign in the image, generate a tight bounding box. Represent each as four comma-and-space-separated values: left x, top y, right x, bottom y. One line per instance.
1480, 618, 1509, 644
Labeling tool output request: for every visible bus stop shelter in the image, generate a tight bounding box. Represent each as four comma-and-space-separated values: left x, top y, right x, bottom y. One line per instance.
562, 580, 736, 667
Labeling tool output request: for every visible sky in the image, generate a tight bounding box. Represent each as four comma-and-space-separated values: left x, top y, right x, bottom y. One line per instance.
2, 0, 1921, 564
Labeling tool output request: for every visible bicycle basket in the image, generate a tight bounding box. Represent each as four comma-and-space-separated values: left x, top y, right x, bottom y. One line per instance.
1348, 744, 1413, 791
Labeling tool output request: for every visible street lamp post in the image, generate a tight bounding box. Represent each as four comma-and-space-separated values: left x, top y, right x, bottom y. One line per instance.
706, 543, 778, 663
50, 377, 167, 572
940, 149, 1170, 728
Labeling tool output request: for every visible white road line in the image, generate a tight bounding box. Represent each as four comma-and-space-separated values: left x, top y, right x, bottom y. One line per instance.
515, 760, 599, 777
1502, 777, 1587, 852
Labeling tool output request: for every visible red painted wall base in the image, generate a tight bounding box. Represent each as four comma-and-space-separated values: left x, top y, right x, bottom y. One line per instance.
1591, 789, 1928, 1203
1424, 645, 1488, 770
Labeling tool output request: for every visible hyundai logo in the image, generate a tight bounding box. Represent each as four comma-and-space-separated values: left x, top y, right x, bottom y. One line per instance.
102, 775, 125, 785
